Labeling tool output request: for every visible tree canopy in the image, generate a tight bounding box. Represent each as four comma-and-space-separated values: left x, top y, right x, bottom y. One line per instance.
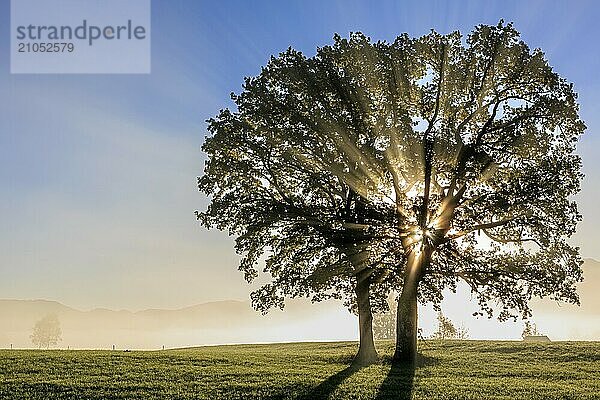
198, 21, 585, 362
30, 314, 62, 349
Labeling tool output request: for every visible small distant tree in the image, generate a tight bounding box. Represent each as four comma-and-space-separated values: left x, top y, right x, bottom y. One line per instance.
521, 320, 540, 338
431, 311, 469, 340
30, 315, 61, 349
456, 324, 470, 340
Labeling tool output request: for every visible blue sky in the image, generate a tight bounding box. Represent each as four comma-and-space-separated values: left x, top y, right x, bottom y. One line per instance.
1, 0, 600, 311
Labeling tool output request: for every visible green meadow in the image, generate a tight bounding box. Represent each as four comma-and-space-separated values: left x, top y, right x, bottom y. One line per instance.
1, 341, 599, 399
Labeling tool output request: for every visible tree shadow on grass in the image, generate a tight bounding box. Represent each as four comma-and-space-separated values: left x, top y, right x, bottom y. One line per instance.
374, 354, 439, 400
297, 364, 362, 400
293, 354, 438, 400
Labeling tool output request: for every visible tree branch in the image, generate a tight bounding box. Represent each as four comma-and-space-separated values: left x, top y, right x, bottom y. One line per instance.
445, 216, 520, 241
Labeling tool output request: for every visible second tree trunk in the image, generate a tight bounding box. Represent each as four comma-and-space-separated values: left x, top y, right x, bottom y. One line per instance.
353, 269, 378, 366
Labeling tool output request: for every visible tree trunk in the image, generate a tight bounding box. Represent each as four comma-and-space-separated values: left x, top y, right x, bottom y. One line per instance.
393, 276, 418, 363
353, 269, 378, 366
393, 249, 431, 363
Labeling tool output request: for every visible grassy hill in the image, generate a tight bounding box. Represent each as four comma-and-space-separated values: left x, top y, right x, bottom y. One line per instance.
1, 341, 599, 399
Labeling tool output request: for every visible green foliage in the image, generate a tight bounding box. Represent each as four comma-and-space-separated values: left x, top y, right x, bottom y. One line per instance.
2, 341, 599, 399
198, 21, 585, 320
30, 314, 61, 349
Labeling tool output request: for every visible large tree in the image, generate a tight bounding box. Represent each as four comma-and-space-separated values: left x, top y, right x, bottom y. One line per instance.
198, 99, 398, 365
197, 39, 406, 365
198, 22, 585, 364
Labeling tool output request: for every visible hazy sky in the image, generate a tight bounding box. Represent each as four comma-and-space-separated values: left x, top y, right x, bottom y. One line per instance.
2, 0, 600, 315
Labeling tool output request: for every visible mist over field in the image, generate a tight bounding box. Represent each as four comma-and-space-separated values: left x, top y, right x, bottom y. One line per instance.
0, 298, 356, 350
2, 258, 598, 349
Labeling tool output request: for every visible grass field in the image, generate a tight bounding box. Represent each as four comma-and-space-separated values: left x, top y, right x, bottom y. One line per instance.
1, 340, 599, 399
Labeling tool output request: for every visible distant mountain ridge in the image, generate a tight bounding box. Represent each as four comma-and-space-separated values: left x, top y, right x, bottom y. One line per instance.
0, 298, 248, 314
0, 298, 356, 349
1, 259, 598, 348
